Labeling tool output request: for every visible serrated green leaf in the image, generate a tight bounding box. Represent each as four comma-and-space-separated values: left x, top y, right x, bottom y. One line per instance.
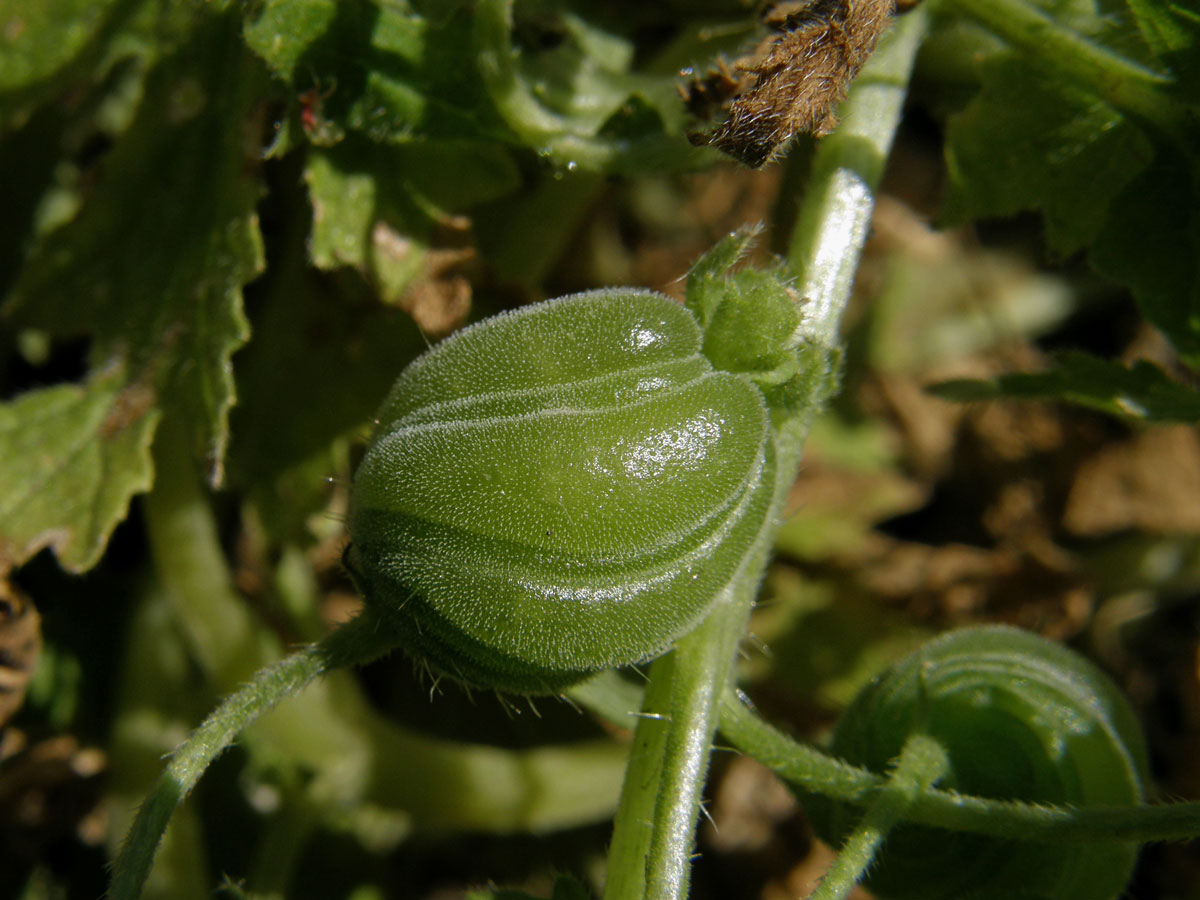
939, 0, 1200, 363
244, 0, 509, 148
472, 0, 708, 173
931, 351, 1200, 422
307, 146, 402, 272
4, 8, 264, 487
0, 369, 159, 572
245, 0, 704, 171
240, 0, 337, 82
944, 57, 1151, 255
0, 0, 206, 134
306, 137, 518, 297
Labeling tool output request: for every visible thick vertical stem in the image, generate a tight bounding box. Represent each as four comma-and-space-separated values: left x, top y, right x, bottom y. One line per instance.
789, 8, 929, 348
643, 588, 757, 898
601, 11, 928, 899
601, 655, 677, 900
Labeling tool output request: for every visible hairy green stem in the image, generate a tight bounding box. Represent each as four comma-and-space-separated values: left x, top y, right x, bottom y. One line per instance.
107, 584, 214, 900
718, 689, 1200, 844
602, 655, 676, 900
603, 509, 784, 899
643, 589, 757, 899
789, 7, 929, 348
600, 13, 927, 898
809, 733, 949, 900
576, 674, 1200, 845
142, 414, 268, 689
932, 0, 1184, 141
108, 611, 397, 900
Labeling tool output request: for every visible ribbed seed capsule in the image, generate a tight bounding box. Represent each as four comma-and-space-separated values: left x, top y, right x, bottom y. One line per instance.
808, 625, 1148, 900
347, 289, 778, 693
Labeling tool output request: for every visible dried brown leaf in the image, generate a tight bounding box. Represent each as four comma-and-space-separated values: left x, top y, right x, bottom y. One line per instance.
690, 0, 895, 166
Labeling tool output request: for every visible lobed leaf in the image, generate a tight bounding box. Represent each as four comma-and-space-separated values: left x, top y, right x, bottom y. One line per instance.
938, 0, 1200, 364
931, 351, 1200, 423
3, 8, 264, 490
305, 137, 517, 293
471, 0, 707, 172
943, 57, 1151, 257
0, 0, 117, 93
1090, 147, 1200, 367
0, 369, 159, 572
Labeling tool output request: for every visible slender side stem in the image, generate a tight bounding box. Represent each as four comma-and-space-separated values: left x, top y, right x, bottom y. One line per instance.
789, 7, 929, 348
143, 414, 266, 688
932, 0, 1184, 140
108, 612, 396, 900
718, 690, 880, 802
809, 734, 949, 900
718, 688, 1200, 844
577, 676, 1200, 846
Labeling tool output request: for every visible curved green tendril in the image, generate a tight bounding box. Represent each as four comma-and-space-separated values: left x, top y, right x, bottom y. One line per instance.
569, 672, 1200, 848
716, 688, 1200, 845
108, 613, 396, 900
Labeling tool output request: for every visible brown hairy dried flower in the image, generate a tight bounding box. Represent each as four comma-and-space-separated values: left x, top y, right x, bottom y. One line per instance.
687, 0, 895, 167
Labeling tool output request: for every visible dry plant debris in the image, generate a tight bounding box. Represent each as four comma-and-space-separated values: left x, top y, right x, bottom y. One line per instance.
687, 0, 895, 166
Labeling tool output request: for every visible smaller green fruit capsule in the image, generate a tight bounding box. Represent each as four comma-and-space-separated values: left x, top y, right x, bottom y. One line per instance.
807, 625, 1149, 900
347, 289, 778, 693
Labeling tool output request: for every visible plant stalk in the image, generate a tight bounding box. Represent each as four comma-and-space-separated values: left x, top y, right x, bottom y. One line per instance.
808, 733, 949, 900
601, 655, 677, 900
578, 674, 1200, 846
107, 611, 396, 900
789, 6, 929, 349
600, 11, 927, 899
643, 587, 758, 899
718, 688, 1200, 844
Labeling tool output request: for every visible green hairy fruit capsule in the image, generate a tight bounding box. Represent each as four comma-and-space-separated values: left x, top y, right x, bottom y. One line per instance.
346, 288, 784, 694
808, 625, 1149, 900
